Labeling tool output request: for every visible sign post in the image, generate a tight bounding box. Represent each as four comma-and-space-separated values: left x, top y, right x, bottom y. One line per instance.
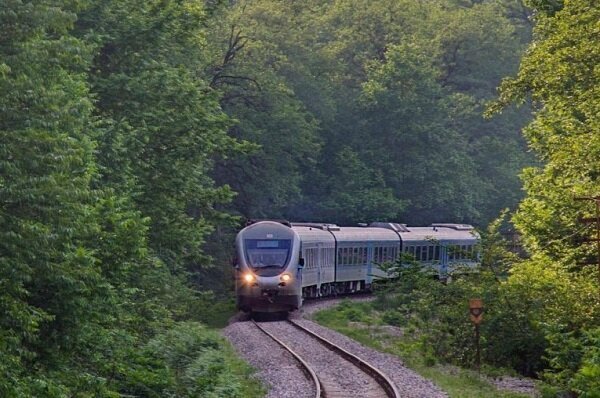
469, 298, 484, 374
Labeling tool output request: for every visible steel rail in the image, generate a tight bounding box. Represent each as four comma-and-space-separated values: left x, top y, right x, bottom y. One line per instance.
252, 320, 323, 398
288, 319, 401, 398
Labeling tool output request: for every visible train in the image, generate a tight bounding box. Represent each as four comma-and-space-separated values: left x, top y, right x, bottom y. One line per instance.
234, 220, 479, 313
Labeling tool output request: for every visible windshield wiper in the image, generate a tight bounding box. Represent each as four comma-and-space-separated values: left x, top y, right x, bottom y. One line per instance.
253, 264, 283, 268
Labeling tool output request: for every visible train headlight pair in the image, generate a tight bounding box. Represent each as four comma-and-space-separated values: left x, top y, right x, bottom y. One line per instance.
280, 274, 291, 282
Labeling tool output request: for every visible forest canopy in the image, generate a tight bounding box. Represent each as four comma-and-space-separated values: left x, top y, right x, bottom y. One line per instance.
1, 0, 598, 396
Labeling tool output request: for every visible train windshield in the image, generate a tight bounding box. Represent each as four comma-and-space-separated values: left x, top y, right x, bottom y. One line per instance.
244, 239, 291, 268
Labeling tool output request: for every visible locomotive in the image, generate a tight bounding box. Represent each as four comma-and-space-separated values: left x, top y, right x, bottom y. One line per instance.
234, 220, 479, 313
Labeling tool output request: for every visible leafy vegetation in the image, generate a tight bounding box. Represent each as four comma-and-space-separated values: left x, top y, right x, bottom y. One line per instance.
488, 0, 600, 394
314, 301, 533, 398
208, 0, 533, 226
0, 1, 259, 396
1, 0, 598, 395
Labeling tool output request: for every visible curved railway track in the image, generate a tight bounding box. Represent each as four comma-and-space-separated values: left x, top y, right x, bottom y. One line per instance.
252, 319, 400, 398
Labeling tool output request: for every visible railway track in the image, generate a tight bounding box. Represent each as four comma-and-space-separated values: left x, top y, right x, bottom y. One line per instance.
252, 319, 400, 398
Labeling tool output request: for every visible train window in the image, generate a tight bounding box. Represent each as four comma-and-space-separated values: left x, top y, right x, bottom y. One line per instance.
415, 246, 422, 260
434, 245, 440, 260
245, 239, 291, 268
428, 246, 434, 261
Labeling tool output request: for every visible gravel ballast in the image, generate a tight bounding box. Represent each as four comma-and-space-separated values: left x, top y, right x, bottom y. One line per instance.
222, 320, 315, 398
259, 320, 387, 397
223, 297, 446, 398
290, 317, 447, 397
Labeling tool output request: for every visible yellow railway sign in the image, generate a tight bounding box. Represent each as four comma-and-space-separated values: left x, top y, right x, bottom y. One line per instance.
469, 298, 484, 324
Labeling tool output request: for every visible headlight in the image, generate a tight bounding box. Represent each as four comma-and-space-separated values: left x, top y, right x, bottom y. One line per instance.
243, 273, 255, 283
280, 274, 291, 282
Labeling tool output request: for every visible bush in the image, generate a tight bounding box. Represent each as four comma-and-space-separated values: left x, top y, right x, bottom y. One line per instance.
116, 322, 252, 398
382, 310, 405, 326
374, 258, 547, 376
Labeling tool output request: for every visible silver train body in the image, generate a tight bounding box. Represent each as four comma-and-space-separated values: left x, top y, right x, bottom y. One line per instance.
234, 220, 479, 312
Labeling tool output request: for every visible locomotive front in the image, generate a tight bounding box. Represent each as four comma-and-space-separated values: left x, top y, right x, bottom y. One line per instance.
235, 221, 302, 312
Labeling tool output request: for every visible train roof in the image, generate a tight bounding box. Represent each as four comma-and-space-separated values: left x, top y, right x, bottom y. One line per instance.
398, 226, 479, 242
283, 221, 478, 244
291, 224, 400, 243
292, 225, 336, 244
331, 227, 400, 243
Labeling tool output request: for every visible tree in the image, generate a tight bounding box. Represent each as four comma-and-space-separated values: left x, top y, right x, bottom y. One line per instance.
209, 0, 532, 226
75, 0, 241, 271
489, 0, 600, 392
0, 0, 100, 393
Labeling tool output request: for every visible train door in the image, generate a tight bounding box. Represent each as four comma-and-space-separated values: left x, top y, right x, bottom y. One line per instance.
315, 242, 321, 293
366, 243, 374, 286
439, 243, 449, 276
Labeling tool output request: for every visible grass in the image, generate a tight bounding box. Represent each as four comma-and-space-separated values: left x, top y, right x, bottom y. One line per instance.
197, 297, 266, 397
200, 298, 239, 328
313, 300, 534, 398
221, 340, 266, 398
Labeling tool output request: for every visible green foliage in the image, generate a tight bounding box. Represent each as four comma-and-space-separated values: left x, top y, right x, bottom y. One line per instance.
76, 0, 244, 271
124, 322, 257, 398
314, 302, 536, 398
0, 1, 260, 396
489, 0, 600, 393
374, 219, 548, 375
570, 328, 600, 397
207, 0, 533, 226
